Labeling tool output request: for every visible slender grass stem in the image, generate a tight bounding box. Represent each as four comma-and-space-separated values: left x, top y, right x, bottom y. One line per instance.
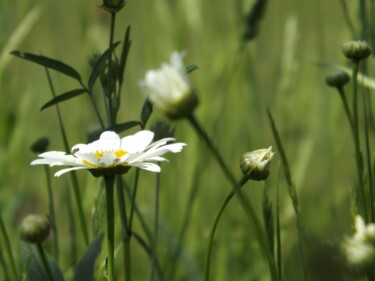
104, 176, 116, 281
351, 61, 368, 222
337, 87, 354, 133
187, 113, 278, 281
45, 68, 89, 246
204, 176, 249, 281
44, 166, 59, 262
36, 243, 54, 281
107, 12, 117, 125
0, 214, 18, 281
128, 168, 140, 232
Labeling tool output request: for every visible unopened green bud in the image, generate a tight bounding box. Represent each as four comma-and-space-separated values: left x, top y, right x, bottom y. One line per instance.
325, 70, 350, 88
342, 41, 372, 62
20, 214, 50, 244
240, 146, 274, 181
30, 137, 49, 154
101, 0, 125, 13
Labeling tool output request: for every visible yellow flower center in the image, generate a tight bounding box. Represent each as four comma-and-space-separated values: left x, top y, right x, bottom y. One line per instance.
93, 149, 127, 159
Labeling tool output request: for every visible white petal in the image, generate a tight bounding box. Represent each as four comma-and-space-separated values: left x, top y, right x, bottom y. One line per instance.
31, 151, 82, 166
121, 130, 154, 153
54, 166, 92, 177
99, 152, 116, 166
129, 162, 161, 172
131, 143, 186, 163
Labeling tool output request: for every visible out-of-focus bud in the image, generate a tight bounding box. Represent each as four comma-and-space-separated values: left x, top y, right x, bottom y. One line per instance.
325, 70, 350, 88
139, 51, 199, 120
20, 214, 50, 244
342, 41, 372, 62
151, 121, 175, 141
101, 0, 125, 13
342, 215, 375, 272
240, 146, 274, 181
30, 137, 49, 154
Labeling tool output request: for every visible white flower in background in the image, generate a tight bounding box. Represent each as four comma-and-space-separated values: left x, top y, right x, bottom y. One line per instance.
342, 215, 375, 271
240, 146, 274, 181
139, 51, 198, 119
31, 130, 186, 177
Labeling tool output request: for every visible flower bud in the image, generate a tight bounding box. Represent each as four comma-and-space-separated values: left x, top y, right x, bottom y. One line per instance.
101, 0, 125, 13
325, 70, 350, 88
240, 146, 274, 181
139, 52, 199, 120
30, 137, 49, 154
20, 214, 50, 244
342, 41, 372, 62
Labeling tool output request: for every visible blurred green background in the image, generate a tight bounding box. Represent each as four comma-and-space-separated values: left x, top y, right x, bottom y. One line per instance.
0, 0, 374, 280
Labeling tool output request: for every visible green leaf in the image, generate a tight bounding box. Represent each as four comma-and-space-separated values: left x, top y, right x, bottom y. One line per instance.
10, 51, 82, 82
186, 64, 198, 74
40, 88, 87, 111
21, 242, 64, 281
140, 99, 153, 126
88, 41, 121, 90
108, 121, 142, 133
73, 233, 104, 281
119, 25, 132, 84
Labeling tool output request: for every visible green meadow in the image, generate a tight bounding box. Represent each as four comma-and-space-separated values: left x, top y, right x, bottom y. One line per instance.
1, 0, 374, 280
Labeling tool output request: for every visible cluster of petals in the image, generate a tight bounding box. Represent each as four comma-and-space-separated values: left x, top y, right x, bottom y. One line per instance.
31, 130, 186, 177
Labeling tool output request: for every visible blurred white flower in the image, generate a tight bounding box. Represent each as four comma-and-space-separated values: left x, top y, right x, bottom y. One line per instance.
31, 130, 186, 177
342, 215, 375, 271
240, 146, 274, 181
139, 51, 198, 119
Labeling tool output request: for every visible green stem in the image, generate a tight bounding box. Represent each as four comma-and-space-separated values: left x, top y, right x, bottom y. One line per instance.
45, 68, 89, 246
128, 168, 140, 232
104, 176, 116, 281
36, 243, 54, 281
0, 214, 18, 281
44, 166, 59, 262
187, 113, 278, 281
107, 12, 117, 125
352, 61, 368, 222
337, 87, 354, 133
204, 176, 249, 281
150, 169, 161, 281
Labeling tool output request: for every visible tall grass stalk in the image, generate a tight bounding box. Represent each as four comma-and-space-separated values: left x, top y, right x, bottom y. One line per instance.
43, 166, 59, 262
45, 69, 89, 246
187, 113, 278, 280
351, 62, 368, 222
267, 109, 307, 281
0, 214, 18, 281
150, 167, 161, 281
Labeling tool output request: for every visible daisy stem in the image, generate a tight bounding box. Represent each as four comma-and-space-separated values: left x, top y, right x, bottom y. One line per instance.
150, 168, 161, 281
0, 213, 18, 281
36, 242, 54, 281
44, 166, 59, 262
187, 113, 278, 281
351, 61, 368, 222
204, 176, 249, 281
107, 12, 117, 125
104, 175, 116, 281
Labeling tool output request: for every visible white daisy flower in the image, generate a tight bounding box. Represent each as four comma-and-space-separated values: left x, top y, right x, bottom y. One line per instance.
139, 51, 198, 119
31, 130, 186, 177
342, 215, 375, 271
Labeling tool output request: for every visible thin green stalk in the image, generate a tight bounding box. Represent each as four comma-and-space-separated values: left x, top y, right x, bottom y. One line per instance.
0, 214, 18, 281
352, 61, 368, 222
275, 168, 282, 281
150, 169, 161, 281
337, 87, 354, 133
45, 69, 89, 246
128, 168, 140, 232
338, 0, 357, 38
0, 249, 10, 281
362, 89, 374, 221
204, 176, 249, 281
36, 243, 54, 281
43, 166, 59, 262
187, 113, 277, 281
104, 176, 116, 281
107, 12, 117, 125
